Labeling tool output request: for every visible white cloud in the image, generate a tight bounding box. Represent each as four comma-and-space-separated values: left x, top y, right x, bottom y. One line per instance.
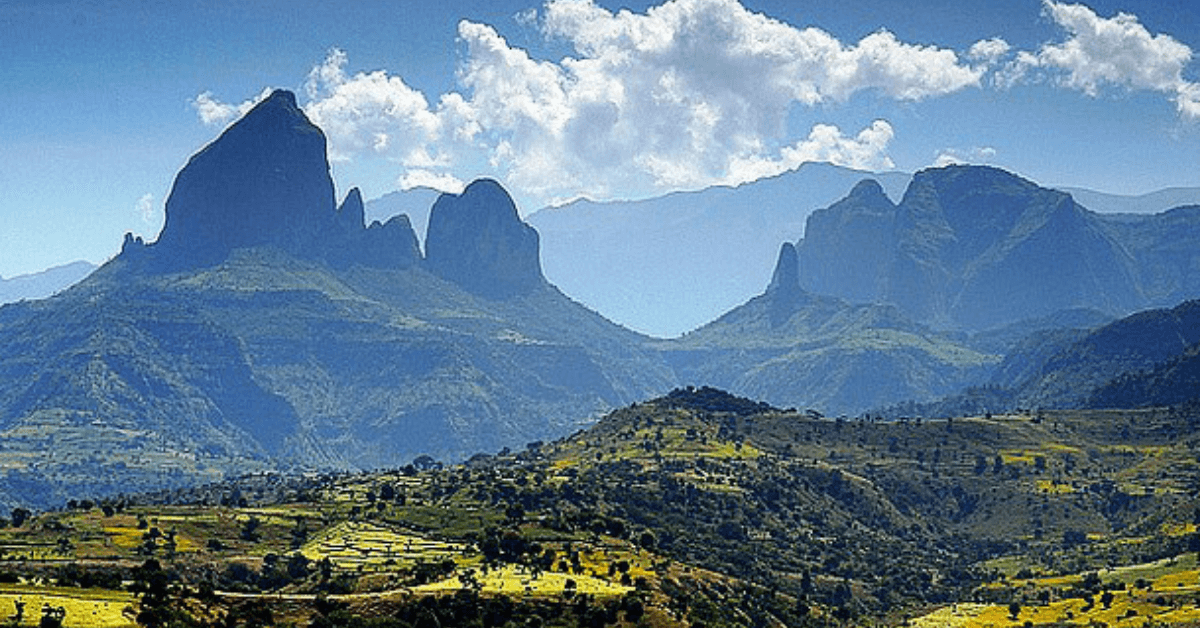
932, 146, 998, 168
302, 49, 444, 163
192, 89, 271, 126
193, 0, 988, 208
727, 120, 896, 184
1027, 1, 1199, 119
136, 193, 155, 223
442, 0, 979, 204
969, 38, 1011, 64
398, 169, 466, 194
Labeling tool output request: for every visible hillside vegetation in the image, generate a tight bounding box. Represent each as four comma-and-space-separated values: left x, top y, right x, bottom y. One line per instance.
1, 388, 1196, 627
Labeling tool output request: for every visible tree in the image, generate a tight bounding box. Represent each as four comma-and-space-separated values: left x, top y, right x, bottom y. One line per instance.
1008, 602, 1020, 620
10, 508, 31, 528
38, 604, 65, 628
240, 516, 262, 542
1100, 590, 1114, 609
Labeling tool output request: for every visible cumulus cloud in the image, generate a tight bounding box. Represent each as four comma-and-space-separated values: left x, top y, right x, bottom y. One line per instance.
440, 0, 980, 203
192, 89, 272, 126
192, 0, 990, 208
399, 169, 466, 194
302, 48, 444, 163
1008, 1, 1200, 119
969, 38, 1011, 64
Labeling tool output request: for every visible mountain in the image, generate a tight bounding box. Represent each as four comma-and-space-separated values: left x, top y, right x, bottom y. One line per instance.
364, 187, 443, 244
1060, 185, 1200, 215
1016, 299, 1200, 408
0, 90, 675, 511
0, 260, 95, 304
793, 165, 1200, 331
524, 163, 910, 337
659, 243, 998, 415
1096, 204, 1200, 309
879, 299, 1200, 417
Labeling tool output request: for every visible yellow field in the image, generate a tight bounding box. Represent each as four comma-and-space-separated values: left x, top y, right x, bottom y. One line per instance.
0, 585, 136, 628
414, 563, 632, 597
300, 520, 463, 571
916, 554, 1200, 628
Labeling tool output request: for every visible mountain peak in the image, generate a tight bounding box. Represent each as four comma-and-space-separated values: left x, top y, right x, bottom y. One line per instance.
425, 179, 545, 299
767, 242, 801, 296
149, 89, 337, 267
848, 178, 887, 199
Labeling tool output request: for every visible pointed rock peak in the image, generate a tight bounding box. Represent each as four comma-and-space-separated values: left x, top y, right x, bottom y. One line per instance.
767, 242, 801, 296
149, 89, 336, 267
336, 188, 365, 232
425, 178, 544, 299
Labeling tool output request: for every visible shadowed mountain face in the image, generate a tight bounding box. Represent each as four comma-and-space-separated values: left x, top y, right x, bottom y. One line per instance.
425, 179, 545, 299
797, 166, 1149, 331
153, 91, 338, 266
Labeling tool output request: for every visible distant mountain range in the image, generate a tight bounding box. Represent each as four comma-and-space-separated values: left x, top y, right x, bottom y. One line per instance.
364, 172, 1200, 339
0, 261, 95, 304
795, 166, 1200, 331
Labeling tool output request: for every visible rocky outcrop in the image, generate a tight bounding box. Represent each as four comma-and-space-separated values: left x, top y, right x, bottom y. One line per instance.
151, 90, 338, 267
424, 179, 545, 298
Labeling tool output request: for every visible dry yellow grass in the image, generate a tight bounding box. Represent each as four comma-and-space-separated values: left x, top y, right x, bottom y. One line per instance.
414, 563, 632, 598
0, 585, 136, 628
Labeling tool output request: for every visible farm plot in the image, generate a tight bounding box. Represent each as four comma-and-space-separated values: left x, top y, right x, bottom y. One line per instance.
414, 563, 633, 598
0, 585, 136, 628
300, 521, 465, 572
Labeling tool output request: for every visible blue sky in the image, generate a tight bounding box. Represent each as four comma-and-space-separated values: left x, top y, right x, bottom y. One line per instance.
2, 0, 1198, 279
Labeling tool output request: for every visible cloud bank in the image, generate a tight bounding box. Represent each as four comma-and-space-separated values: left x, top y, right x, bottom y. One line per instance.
192, 0, 1198, 209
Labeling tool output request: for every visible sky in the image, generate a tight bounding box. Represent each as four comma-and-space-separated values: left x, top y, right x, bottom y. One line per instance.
2, 0, 1199, 279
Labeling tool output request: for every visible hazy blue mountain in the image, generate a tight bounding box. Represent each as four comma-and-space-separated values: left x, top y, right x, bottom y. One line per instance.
365, 187, 443, 245
1060, 186, 1200, 215
796, 165, 1151, 331
0, 90, 676, 510
1095, 205, 1200, 310
660, 243, 999, 415
0, 261, 95, 304
880, 299, 1200, 417
524, 163, 910, 338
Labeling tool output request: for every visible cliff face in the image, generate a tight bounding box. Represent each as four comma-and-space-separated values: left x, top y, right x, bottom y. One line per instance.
424, 179, 545, 299
152, 90, 338, 266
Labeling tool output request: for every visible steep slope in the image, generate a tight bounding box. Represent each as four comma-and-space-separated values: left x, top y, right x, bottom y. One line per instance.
1097, 205, 1200, 308
797, 165, 1144, 331
1017, 299, 1200, 408
0, 90, 676, 511
1090, 341, 1200, 408
661, 243, 998, 415
526, 163, 910, 337
881, 299, 1200, 416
